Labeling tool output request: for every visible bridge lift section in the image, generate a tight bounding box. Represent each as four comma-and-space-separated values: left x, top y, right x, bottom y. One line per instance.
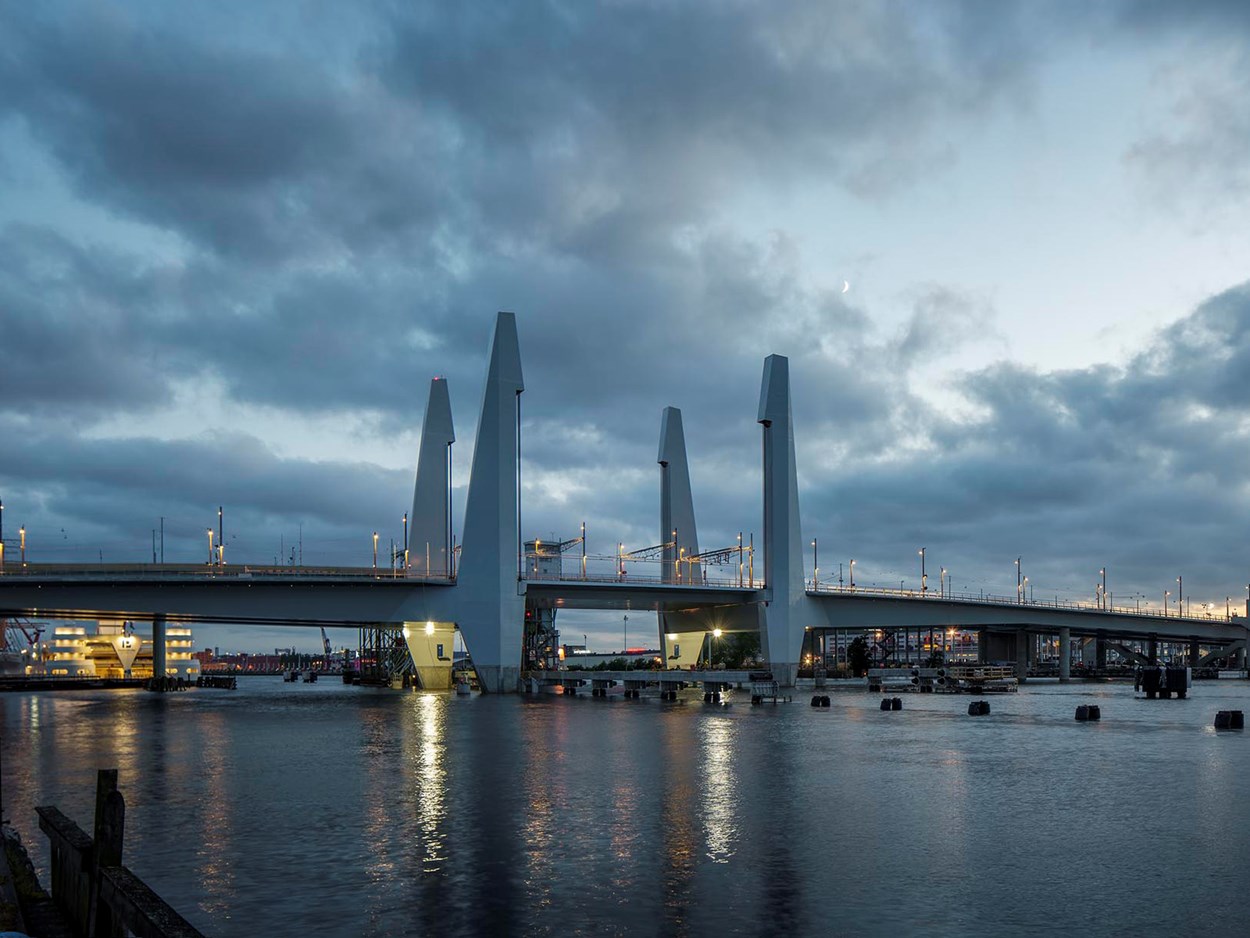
523, 527, 586, 671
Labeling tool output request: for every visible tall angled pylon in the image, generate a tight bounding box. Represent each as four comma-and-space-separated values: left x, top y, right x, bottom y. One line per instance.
758, 354, 809, 684
658, 406, 703, 658
455, 312, 526, 693
658, 407, 700, 585
409, 377, 455, 578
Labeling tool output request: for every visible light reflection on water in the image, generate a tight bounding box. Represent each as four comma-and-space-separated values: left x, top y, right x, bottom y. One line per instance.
3, 680, 1250, 936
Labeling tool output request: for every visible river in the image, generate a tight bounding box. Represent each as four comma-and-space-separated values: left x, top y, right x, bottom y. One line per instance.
3, 678, 1248, 936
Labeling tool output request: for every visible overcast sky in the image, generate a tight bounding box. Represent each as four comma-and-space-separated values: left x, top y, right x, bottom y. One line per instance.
3, 1, 1250, 653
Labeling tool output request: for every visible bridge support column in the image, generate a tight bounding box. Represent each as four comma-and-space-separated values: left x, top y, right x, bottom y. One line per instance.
1058, 627, 1070, 683
1189, 636, 1200, 668
1148, 634, 1158, 665
977, 628, 988, 664
1095, 632, 1107, 669
454, 312, 526, 694
152, 614, 167, 678
1015, 629, 1029, 683
757, 355, 811, 687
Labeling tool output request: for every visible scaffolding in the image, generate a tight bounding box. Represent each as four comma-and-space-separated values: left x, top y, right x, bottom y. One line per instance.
356, 624, 413, 686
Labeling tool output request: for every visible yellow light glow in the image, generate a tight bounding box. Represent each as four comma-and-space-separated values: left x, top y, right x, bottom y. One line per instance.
425, 621, 435, 636
712, 628, 723, 638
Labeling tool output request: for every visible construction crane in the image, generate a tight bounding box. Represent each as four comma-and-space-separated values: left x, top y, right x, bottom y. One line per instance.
319, 627, 333, 669
525, 524, 587, 579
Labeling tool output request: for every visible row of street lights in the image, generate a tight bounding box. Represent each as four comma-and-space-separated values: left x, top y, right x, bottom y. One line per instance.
0, 498, 28, 569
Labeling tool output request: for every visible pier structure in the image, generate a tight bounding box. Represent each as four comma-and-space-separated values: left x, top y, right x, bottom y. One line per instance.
3, 312, 1250, 691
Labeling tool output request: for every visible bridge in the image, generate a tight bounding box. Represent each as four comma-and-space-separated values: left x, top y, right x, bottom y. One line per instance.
2, 313, 1247, 690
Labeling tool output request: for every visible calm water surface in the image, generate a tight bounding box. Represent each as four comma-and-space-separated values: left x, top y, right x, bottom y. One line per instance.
3, 679, 1249, 936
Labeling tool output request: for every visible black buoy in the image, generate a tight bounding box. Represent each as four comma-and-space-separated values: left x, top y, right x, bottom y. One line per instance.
968, 700, 990, 716
880, 698, 892, 711
1215, 710, 1245, 730
891, 697, 902, 711
821, 696, 831, 707
1076, 705, 1089, 721
811, 695, 821, 707
1088, 705, 1101, 720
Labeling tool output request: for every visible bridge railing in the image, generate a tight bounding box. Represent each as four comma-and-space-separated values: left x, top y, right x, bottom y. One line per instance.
808, 582, 1243, 624
0, 562, 455, 582
521, 568, 762, 589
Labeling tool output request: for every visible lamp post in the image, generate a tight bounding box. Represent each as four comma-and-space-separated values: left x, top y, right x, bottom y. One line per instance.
812, 538, 819, 589
207, 528, 214, 565
217, 506, 223, 567
19, 525, 26, 567
849, 559, 856, 589
1164, 589, 1170, 618
1177, 575, 1183, 618
940, 567, 947, 599
372, 531, 379, 572
1015, 557, 1022, 604
919, 547, 927, 594
1100, 568, 1107, 610
402, 512, 409, 571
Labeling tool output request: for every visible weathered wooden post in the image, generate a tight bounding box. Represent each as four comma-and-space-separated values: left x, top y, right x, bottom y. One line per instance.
90, 769, 126, 937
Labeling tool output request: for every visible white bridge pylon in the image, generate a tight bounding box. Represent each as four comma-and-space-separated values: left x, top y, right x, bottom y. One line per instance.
407, 312, 805, 692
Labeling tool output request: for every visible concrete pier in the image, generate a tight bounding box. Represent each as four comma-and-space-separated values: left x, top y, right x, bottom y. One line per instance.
1059, 626, 1071, 683
152, 614, 167, 678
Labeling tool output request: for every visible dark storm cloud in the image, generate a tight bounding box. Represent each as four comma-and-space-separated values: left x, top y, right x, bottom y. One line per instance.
0, 0, 1071, 428
798, 284, 1250, 604
0, 419, 409, 564
0, 8, 448, 260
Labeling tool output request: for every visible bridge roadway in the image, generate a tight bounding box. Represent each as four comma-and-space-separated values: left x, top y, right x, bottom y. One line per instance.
0, 564, 1244, 646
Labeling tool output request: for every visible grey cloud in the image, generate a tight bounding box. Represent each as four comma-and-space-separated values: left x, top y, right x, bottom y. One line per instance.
798, 283, 1250, 605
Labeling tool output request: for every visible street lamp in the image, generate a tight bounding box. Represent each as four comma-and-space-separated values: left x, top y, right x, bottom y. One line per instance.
1100, 568, 1107, 610
1015, 557, 1022, 604
849, 559, 856, 589
1164, 589, 1170, 618
403, 512, 409, 571
19, 525, 26, 567
919, 547, 927, 594
940, 567, 947, 599
373, 531, 379, 572
1177, 575, 1183, 618
812, 538, 818, 589
207, 528, 214, 565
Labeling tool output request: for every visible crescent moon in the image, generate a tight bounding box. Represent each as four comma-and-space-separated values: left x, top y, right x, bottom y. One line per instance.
841, 280, 850, 294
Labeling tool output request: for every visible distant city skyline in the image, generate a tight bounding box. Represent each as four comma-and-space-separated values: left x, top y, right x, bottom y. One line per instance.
3, 1, 1250, 652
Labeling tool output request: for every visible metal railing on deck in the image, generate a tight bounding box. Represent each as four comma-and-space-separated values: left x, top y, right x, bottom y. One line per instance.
808, 582, 1242, 624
